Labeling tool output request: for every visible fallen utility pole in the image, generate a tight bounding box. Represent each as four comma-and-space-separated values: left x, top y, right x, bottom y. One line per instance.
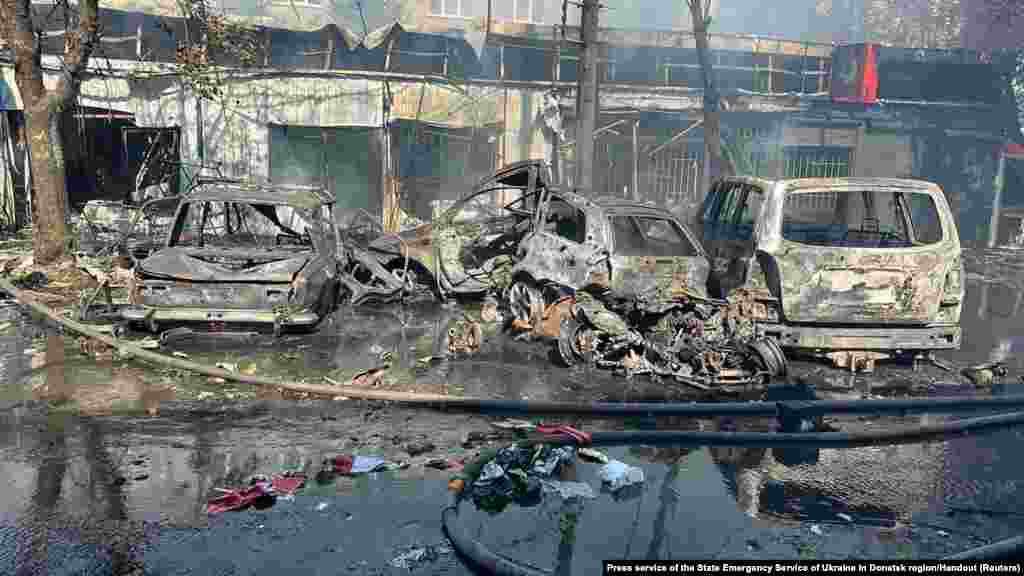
574, 0, 600, 194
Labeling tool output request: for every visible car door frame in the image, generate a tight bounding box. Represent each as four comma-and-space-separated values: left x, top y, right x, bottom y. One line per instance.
437, 164, 540, 292
516, 186, 604, 289
701, 178, 764, 298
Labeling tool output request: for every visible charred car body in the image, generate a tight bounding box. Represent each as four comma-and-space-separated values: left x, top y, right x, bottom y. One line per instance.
371, 160, 785, 388
698, 176, 964, 372
122, 181, 343, 335
365, 161, 550, 300
501, 171, 786, 388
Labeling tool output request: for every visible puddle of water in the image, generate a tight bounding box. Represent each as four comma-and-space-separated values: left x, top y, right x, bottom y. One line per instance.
0, 401, 1021, 573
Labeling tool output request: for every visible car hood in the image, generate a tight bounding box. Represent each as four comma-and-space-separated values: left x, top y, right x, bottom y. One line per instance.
138, 247, 311, 283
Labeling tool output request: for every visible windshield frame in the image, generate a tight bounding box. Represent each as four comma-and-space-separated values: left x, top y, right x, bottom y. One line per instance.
166, 198, 326, 254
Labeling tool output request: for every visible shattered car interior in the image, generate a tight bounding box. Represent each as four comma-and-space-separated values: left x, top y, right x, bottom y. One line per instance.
122, 181, 343, 336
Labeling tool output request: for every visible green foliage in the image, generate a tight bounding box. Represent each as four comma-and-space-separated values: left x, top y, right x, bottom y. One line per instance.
172, 0, 261, 101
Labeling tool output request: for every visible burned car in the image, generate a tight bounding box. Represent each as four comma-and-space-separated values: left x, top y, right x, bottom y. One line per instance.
122, 181, 343, 336
503, 185, 787, 389
698, 176, 964, 372
365, 161, 552, 299
366, 160, 785, 388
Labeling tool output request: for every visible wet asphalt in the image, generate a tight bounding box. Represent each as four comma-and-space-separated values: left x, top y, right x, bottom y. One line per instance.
1, 247, 1024, 574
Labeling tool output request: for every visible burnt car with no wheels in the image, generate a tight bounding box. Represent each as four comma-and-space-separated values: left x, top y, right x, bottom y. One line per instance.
122, 181, 342, 335
697, 176, 964, 371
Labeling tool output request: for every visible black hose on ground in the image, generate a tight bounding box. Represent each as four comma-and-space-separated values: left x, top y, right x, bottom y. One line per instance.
944, 535, 1024, 560
8, 275, 1024, 422
526, 410, 1024, 448
442, 491, 550, 576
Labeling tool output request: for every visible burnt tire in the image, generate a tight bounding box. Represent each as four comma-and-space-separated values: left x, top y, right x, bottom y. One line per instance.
555, 314, 596, 367
748, 337, 788, 378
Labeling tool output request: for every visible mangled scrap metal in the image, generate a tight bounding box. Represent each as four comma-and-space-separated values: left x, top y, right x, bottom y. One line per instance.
697, 176, 964, 371
332, 208, 421, 307
122, 180, 343, 335
365, 161, 550, 300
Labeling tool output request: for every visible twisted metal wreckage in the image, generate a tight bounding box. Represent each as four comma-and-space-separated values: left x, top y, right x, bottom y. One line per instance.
86, 155, 968, 389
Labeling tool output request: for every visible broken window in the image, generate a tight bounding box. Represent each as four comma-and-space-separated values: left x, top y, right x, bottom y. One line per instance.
544, 195, 586, 244
171, 201, 316, 251
611, 215, 698, 257
704, 182, 761, 242
905, 193, 943, 245
782, 190, 943, 248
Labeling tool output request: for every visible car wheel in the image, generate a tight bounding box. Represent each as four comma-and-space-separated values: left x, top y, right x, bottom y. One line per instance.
556, 314, 596, 367
508, 279, 544, 330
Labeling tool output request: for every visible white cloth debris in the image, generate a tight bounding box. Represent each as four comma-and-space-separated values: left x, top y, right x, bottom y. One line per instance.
597, 460, 645, 492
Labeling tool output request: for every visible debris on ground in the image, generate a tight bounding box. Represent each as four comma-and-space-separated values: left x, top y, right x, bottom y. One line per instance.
491, 419, 535, 431
347, 366, 389, 387
271, 472, 307, 495
541, 479, 596, 501
315, 455, 406, 483
205, 473, 307, 514
961, 362, 1008, 387
206, 479, 275, 514
597, 460, 645, 492
388, 543, 453, 570
468, 444, 577, 514
548, 287, 788, 391
405, 441, 436, 457
424, 458, 464, 471
578, 448, 609, 464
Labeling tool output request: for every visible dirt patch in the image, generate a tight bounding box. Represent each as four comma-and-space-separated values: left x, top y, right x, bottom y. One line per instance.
1, 254, 108, 308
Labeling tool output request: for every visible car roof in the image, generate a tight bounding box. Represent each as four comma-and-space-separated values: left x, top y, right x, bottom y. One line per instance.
720, 175, 941, 194
183, 179, 334, 210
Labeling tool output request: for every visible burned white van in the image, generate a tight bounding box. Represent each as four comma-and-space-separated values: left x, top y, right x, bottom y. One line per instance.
698, 176, 964, 371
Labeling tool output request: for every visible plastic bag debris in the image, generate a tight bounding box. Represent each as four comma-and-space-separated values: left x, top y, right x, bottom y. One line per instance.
389, 544, 453, 570
315, 502, 329, 512
597, 460, 645, 492
541, 480, 596, 501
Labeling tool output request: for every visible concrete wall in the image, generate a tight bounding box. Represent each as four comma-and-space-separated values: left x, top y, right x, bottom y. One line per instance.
855, 131, 913, 178
128, 73, 384, 184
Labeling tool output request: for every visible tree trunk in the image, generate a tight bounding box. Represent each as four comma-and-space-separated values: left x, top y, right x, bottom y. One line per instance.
688, 0, 735, 182
3, 0, 99, 265
24, 101, 68, 264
